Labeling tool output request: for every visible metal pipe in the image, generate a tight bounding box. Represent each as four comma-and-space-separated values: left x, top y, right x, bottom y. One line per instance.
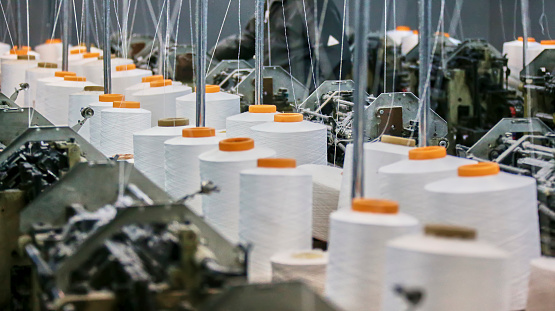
254, 0, 264, 105
61, 0, 70, 71
418, 0, 432, 147
350, 0, 370, 199
16, 0, 22, 48
122, 0, 128, 57
520, 0, 530, 77
103, 0, 111, 94
84, 0, 90, 52
195, 0, 207, 126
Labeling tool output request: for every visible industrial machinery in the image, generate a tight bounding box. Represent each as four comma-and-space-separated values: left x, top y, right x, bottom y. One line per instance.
520, 49, 555, 126
364, 33, 408, 96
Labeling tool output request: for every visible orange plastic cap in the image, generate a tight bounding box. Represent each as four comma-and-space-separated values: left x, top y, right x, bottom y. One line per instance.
45, 38, 62, 44
249, 104, 277, 113
64, 76, 86, 81
413, 30, 419, 34
219, 137, 254, 152
458, 162, 500, 177
274, 113, 303, 122
54, 71, 76, 77
541, 40, 555, 45
352, 198, 399, 214
142, 75, 163, 83
13, 46, 30, 50
83, 52, 100, 59
99, 94, 124, 102
70, 48, 87, 54
408, 146, 447, 160
396, 26, 411, 31
11, 49, 28, 55
151, 79, 172, 87
116, 64, 136, 71
518, 37, 536, 42
258, 158, 296, 168
182, 127, 216, 138
113, 101, 140, 108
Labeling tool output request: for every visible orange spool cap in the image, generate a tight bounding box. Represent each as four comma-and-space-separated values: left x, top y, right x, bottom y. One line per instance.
352, 198, 399, 214
116, 64, 136, 71
205, 85, 220, 93
518, 37, 536, 42
274, 113, 303, 122
54, 71, 76, 77
258, 158, 296, 168
113, 101, 140, 108
182, 127, 216, 138
70, 48, 87, 54
408, 146, 447, 160
458, 162, 500, 177
142, 75, 163, 83
99, 94, 124, 102
219, 137, 254, 152
151, 79, 172, 87
10, 49, 28, 55
249, 105, 277, 113
45, 38, 62, 44
396, 26, 411, 31
541, 40, 555, 45
64, 76, 86, 81
83, 52, 100, 59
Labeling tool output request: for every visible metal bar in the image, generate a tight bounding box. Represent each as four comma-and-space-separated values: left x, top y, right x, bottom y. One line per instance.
103, 0, 111, 94
61, 0, 70, 71
418, 0, 432, 147
520, 0, 530, 75
122, 0, 128, 57
350, 0, 370, 199
84, 0, 90, 52
16, 0, 22, 48
254, 0, 264, 105
195, 0, 207, 126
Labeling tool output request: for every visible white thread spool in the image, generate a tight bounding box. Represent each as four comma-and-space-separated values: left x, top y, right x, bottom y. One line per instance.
67, 86, 104, 141
82, 57, 134, 85
424, 162, 540, 310
401, 30, 419, 55
0, 43, 10, 55
24, 62, 58, 107
382, 225, 510, 311
503, 37, 540, 87
325, 199, 419, 311
226, 104, 279, 138
526, 257, 555, 311
1, 55, 38, 105
165, 127, 224, 215
71, 52, 102, 76
100, 101, 151, 157
528, 40, 555, 65
199, 138, 276, 242
378, 146, 475, 221
271, 250, 328, 295
386, 26, 413, 46
127, 79, 192, 124
176, 85, 241, 129
251, 113, 327, 166
240, 158, 312, 283
34, 71, 76, 115
298, 164, 342, 241
133, 118, 191, 189
56, 48, 88, 72
112, 64, 152, 94
35, 39, 63, 62
339, 136, 416, 210
0, 49, 40, 86
41, 76, 97, 125
124, 75, 164, 97
89, 94, 126, 152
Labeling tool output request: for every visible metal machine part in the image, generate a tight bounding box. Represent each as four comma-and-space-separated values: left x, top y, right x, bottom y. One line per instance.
206, 60, 254, 91
364, 33, 408, 96
520, 49, 555, 125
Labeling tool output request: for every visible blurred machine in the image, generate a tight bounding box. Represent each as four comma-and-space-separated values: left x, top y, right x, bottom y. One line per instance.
520, 49, 555, 126
364, 33, 408, 96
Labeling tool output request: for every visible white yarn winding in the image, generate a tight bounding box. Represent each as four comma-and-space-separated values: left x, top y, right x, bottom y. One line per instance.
133, 125, 191, 189
127, 84, 192, 124
0, 43, 10, 55
100, 108, 151, 156
112, 69, 152, 94
271, 250, 328, 295
35, 42, 62, 62
176, 91, 241, 129
386, 28, 413, 46
528, 42, 555, 66
526, 257, 555, 311
41, 80, 97, 125
68, 90, 103, 141
71, 57, 101, 76
378, 155, 475, 221
1, 58, 38, 105
89, 101, 116, 152
382, 233, 510, 311
298, 164, 342, 241
401, 32, 419, 55
226, 111, 278, 138
34, 76, 64, 115
503, 39, 540, 88
199, 146, 276, 242
82, 58, 133, 85
165, 135, 224, 214
24, 65, 57, 107
251, 120, 327, 166
239, 166, 312, 283
0, 51, 40, 86
124, 81, 157, 98
424, 171, 540, 310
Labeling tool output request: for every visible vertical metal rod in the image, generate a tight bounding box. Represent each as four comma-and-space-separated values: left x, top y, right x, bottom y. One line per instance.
84, 0, 90, 52
254, 0, 264, 105
195, 0, 207, 126
417, 0, 432, 147
520, 0, 530, 76
62, 0, 70, 71
16, 0, 22, 48
157, 1, 166, 77
122, 0, 128, 57
103, 0, 112, 93
350, 0, 370, 199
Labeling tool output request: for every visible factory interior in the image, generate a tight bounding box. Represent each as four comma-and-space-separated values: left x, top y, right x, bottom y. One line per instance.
1, 0, 555, 310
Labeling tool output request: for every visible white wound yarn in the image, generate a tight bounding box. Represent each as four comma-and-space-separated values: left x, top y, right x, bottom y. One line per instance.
401, 32, 419, 55
124, 80, 162, 97
528, 42, 555, 66
382, 233, 510, 311
239, 165, 313, 283
165, 133, 224, 214
82, 58, 134, 85
503, 39, 540, 87
41, 79, 97, 125
386, 27, 413, 46
24, 65, 57, 107
339, 140, 414, 210
177, 91, 241, 129
112, 69, 152, 94
298, 164, 342, 241
89, 101, 117, 151
1, 58, 38, 105
226, 110, 279, 138
424, 170, 540, 310
68, 89, 104, 141
271, 250, 328, 294
35, 42, 62, 62
199, 144, 276, 242
526, 257, 555, 311
100, 107, 151, 156
0, 43, 10, 55
325, 207, 419, 311
127, 84, 192, 124
378, 155, 475, 221
133, 124, 191, 189
34, 76, 64, 114
71, 56, 102, 76
251, 117, 327, 166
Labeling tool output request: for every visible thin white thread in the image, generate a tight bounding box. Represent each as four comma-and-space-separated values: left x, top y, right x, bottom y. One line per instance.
280, 0, 297, 106
539, 0, 552, 39
208, 0, 234, 71
0, 1, 14, 46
